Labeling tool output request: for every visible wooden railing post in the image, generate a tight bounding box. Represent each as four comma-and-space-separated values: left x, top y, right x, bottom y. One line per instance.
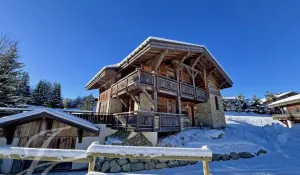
88, 155, 96, 172
203, 160, 210, 175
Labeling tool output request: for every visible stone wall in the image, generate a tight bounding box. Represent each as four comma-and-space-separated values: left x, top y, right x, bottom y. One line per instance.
108, 99, 123, 113
195, 92, 226, 128
138, 93, 153, 111
95, 157, 198, 173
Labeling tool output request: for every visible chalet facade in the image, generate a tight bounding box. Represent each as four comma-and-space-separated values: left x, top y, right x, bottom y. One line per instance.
86, 37, 233, 131
269, 94, 300, 128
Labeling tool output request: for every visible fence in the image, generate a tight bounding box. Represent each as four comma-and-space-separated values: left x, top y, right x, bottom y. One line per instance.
0, 142, 212, 175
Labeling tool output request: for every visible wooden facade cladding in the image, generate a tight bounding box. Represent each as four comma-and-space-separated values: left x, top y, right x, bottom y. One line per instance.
99, 88, 111, 102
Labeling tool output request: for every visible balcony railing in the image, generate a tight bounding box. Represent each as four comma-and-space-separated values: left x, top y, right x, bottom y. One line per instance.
112, 111, 184, 132
109, 69, 207, 101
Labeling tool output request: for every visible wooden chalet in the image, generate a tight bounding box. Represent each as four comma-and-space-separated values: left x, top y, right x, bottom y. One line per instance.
0, 108, 99, 173
86, 37, 233, 132
269, 93, 300, 128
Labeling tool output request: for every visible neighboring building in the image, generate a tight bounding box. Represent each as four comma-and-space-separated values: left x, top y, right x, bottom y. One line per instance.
269, 94, 300, 128
261, 91, 299, 105
0, 108, 102, 173
86, 37, 233, 130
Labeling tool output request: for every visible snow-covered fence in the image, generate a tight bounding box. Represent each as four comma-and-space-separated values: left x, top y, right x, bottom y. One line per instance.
86, 142, 212, 175
0, 142, 212, 175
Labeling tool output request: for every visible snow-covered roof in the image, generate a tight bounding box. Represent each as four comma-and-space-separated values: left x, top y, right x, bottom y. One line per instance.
0, 108, 99, 133
86, 36, 233, 90
223, 96, 237, 100
269, 94, 300, 108
261, 91, 297, 103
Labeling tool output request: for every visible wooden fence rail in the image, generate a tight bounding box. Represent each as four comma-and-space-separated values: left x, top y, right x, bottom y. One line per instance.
0, 143, 212, 175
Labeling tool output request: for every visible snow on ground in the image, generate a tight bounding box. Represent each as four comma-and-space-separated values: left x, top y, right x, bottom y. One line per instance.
44, 112, 300, 175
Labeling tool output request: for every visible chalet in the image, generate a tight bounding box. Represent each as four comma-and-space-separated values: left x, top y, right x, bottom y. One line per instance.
269, 94, 300, 128
0, 108, 109, 174
86, 37, 233, 131
261, 91, 298, 105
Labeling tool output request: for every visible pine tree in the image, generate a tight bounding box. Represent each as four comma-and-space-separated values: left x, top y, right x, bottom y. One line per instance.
81, 94, 95, 111
265, 91, 276, 104
0, 34, 24, 106
16, 72, 31, 104
32, 80, 52, 106
62, 98, 72, 109
251, 95, 261, 110
50, 82, 62, 108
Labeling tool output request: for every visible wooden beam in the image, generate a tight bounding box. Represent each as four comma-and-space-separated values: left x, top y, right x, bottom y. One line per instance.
192, 53, 204, 68
127, 92, 140, 104
3, 126, 16, 145
207, 68, 216, 78
184, 65, 193, 78
78, 129, 83, 143
178, 52, 190, 70
139, 86, 155, 106
219, 80, 227, 89
204, 69, 209, 99
116, 96, 128, 108
154, 50, 169, 71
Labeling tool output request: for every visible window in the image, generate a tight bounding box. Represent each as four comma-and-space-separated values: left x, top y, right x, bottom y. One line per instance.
215, 96, 219, 110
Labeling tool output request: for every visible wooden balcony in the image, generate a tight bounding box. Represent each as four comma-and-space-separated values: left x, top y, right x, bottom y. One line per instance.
112, 111, 184, 132
110, 69, 206, 102
73, 111, 185, 132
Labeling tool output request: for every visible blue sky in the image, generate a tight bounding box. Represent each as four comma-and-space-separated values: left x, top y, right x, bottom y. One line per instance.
1, 0, 300, 99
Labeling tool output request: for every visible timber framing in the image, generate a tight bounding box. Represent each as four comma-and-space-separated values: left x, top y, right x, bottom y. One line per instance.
86, 37, 233, 90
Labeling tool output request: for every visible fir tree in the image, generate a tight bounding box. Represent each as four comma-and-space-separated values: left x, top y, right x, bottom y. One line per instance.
0, 34, 24, 106
32, 80, 52, 106
16, 72, 31, 104
81, 94, 95, 111
251, 95, 261, 110
265, 91, 276, 104
62, 98, 72, 109
49, 82, 62, 108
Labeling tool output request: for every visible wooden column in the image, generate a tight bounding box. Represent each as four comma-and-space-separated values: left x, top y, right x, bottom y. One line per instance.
88, 156, 96, 172
203, 69, 209, 99
203, 161, 211, 175
3, 126, 16, 145
175, 68, 182, 114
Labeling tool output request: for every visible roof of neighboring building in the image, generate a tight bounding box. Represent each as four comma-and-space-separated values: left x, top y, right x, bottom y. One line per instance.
223, 97, 237, 100
86, 36, 233, 90
261, 91, 298, 103
0, 108, 99, 133
269, 94, 300, 108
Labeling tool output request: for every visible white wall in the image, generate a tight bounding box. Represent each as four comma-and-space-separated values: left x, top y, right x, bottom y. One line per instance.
71, 124, 117, 170
142, 132, 157, 146
0, 138, 19, 174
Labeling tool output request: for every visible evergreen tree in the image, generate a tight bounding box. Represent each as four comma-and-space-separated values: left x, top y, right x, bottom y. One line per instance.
62, 98, 72, 109
32, 80, 52, 106
0, 34, 24, 106
49, 82, 62, 108
265, 91, 276, 104
81, 94, 95, 111
236, 93, 248, 110
251, 95, 261, 110
16, 72, 31, 104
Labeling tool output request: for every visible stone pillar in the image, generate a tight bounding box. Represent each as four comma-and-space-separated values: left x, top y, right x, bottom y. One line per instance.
195, 93, 226, 128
